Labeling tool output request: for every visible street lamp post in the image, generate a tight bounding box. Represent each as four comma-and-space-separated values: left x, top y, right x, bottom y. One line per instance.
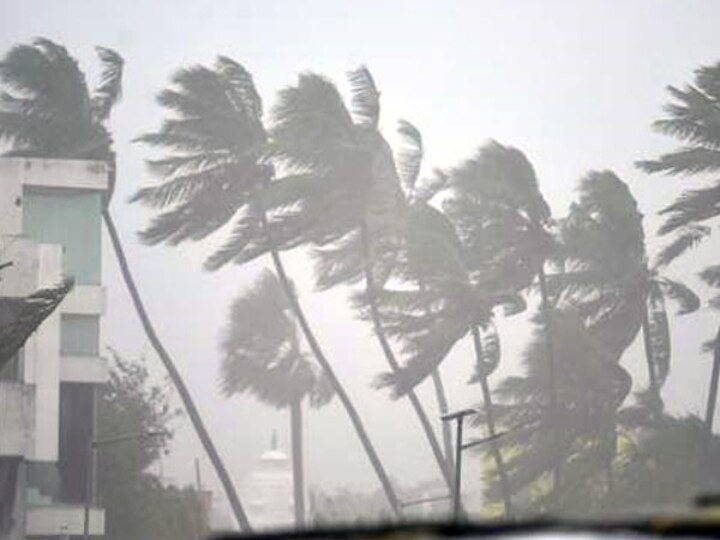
440, 408, 478, 522
83, 431, 163, 540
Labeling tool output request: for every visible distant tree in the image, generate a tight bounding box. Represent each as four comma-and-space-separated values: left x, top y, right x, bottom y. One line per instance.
219, 270, 333, 527
0, 39, 251, 529
637, 60, 720, 442
97, 351, 209, 540
133, 58, 402, 515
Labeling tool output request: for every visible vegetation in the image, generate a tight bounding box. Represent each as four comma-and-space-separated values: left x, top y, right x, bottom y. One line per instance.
0, 39, 252, 529
97, 351, 209, 540
1, 37, 719, 526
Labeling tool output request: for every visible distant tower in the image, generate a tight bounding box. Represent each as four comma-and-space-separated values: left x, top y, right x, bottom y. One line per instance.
242, 430, 294, 530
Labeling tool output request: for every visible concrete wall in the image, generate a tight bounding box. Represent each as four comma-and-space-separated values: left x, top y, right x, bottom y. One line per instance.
0, 383, 35, 457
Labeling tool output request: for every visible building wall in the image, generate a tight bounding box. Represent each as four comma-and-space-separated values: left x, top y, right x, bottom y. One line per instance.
22, 186, 103, 285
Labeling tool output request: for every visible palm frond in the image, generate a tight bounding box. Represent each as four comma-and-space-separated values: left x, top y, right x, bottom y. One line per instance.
700, 264, 720, 288
91, 46, 123, 122
654, 224, 711, 267
657, 277, 700, 315
658, 180, 720, 234
347, 65, 380, 128
396, 119, 423, 194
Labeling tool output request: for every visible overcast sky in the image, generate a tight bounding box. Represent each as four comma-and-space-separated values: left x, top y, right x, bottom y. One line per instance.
2, 0, 720, 522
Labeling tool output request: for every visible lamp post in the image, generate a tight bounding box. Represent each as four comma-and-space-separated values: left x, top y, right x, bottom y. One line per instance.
83, 431, 163, 540
440, 408, 478, 521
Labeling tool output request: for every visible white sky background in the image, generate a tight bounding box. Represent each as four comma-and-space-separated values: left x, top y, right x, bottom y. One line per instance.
2, 0, 720, 520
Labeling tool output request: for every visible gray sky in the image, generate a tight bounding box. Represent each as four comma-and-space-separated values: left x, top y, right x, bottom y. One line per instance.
2, 0, 720, 517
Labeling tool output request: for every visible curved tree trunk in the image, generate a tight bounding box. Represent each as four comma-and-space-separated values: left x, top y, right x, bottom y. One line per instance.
360, 223, 453, 492
259, 212, 402, 518
701, 323, 720, 490
641, 300, 662, 417
431, 370, 455, 473
470, 326, 513, 519
537, 265, 562, 497
290, 400, 305, 528
102, 210, 252, 531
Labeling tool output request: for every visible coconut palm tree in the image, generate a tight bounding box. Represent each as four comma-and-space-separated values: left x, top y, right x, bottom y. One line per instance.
220, 269, 333, 527
636, 60, 720, 437
370, 132, 526, 516
269, 67, 453, 491
557, 171, 700, 417
0, 39, 252, 529
442, 141, 562, 493
132, 58, 402, 515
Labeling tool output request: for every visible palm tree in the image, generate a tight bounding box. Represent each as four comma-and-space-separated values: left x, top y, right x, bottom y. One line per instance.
0, 40, 252, 530
557, 171, 700, 419
371, 162, 522, 516
636, 60, 720, 438
132, 58, 402, 515
220, 270, 333, 527
269, 67, 453, 491
441, 141, 562, 494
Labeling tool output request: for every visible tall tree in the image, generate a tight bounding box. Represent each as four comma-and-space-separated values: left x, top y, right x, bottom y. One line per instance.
557, 171, 700, 418
0, 39, 252, 530
132, 58, 402, 515
443, 142, 561, 494
636, 60, 720, 438
219, 270, 333, 527
371, 160, 523, 516
270, 67, 452, 491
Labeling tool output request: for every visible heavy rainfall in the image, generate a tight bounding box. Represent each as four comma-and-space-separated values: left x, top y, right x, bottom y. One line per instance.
1, 2, 720, 539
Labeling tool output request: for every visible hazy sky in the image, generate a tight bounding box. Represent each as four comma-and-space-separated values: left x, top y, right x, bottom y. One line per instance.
2, 0, 720, 521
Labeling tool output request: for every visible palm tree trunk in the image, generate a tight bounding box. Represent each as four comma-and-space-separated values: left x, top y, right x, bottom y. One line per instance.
704, 324, 720, 433
700, 323, 720, 490
537, 265, 562, 496
102, 209, 252, 531
258, 211, 402, 518
641, 300, 662, 415
290, 399, 305, 528
470, 326, 514, 519
431, 370, 455, 473
359, 222, 453, 492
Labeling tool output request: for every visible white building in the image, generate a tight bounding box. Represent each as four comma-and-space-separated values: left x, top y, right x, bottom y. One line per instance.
0, 158, 109, 539
242, 432, 294, 530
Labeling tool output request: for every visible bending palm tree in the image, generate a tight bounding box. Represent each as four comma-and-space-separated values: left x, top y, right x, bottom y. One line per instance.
132, 58, 401, 515
0, 40, 252, 530
270, 68, 452, 491
558, 171, 700, 419
372, 169, 521, 516
220, 270, 333, 527
637, 60, 720, 438
441, 142, 562, 494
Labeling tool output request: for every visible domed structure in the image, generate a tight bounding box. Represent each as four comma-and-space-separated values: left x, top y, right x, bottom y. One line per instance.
242, 431, 294, 530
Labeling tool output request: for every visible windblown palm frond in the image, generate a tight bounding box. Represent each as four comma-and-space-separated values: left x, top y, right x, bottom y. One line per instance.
133, 57, 271, 247
0, 279, 73, 370
638, 62, 720, 256
0, 38, 121, 159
